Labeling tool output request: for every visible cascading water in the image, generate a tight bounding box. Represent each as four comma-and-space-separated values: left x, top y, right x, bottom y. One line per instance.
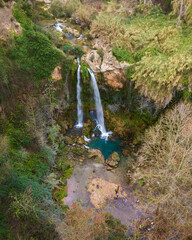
88, 69, 112, 138
54, 22, 63, 32
75, 58, 83, 128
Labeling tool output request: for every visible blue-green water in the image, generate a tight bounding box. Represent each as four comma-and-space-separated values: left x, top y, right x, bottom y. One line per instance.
88, 137, 122, 159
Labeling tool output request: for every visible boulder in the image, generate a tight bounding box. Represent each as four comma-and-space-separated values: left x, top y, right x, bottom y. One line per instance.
64, 136, 73, 145
106, 152, 120, 168
88, 149, 105, 163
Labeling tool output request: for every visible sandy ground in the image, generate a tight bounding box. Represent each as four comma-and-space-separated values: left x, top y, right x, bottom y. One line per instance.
88, 178, 127, 209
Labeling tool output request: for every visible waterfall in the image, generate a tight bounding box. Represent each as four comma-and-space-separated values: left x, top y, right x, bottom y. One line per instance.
75, 58, 83, 128
54, 22, 63, 32
88, 69, 112, 138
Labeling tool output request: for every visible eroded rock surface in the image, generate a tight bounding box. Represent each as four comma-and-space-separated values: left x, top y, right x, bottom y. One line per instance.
82, 38, 130, 90
88, 178, 127, 209
88, 149, 105, 163
52, 66, 62, 81
0, 1, 22, 40
106, 152, 120, 168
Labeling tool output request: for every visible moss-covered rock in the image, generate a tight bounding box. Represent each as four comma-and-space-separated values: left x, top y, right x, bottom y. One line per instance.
106, 152, 120, 168
88, 149, 104, 163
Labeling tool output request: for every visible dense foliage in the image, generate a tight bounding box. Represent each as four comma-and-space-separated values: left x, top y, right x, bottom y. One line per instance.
90, 2, 192, 105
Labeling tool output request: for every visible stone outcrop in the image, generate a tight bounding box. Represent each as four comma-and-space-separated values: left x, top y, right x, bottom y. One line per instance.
87, 149, 105, 163
51, 66, 62, 81
0, 1, 22, 40
82, 38, 130, 91
106, 152, 120, 168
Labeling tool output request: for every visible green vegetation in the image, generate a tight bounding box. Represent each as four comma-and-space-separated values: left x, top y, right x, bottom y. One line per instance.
97, 48, 104, 58
91, 3, 192, 105
112, 47, 134, 63
50, 0, 80, 18
71, 146, 85, 156
11, 3, 64, 81
0, 0, 3, 8
62, 43, 85, 58
1, 0, 192, 239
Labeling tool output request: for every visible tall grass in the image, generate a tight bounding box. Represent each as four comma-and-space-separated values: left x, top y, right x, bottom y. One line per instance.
90, 6, 192, 105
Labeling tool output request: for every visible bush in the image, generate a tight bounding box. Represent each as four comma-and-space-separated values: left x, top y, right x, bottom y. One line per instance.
74, 4, 96, 28
62, 43, 74, 54
112, 47, 134, 63
0, 0, 3, 8
62, 43, 85, 58
12, 4, 64, 81
50, 0, 66, 18
50, 0, 80, 18
97, 49, 104, 58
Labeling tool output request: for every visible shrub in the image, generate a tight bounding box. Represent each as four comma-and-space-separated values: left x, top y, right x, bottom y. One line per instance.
112, 47, 134, 63
74, 4, 96, 28
62, 43, 74, 54
12, 4, 64, 81
50, 0, 66, 18
0, 0, 3, 8
62, 43, 84, 58
50, 0, 80, 18
97, 48, 104, 58
73, 46, 85, 58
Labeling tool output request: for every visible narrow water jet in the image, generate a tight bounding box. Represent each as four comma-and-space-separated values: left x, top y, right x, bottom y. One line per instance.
75, 58, 83, 128
88, 69, 112, 138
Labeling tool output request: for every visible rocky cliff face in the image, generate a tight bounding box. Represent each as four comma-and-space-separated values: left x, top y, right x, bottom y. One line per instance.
82, 38, 130, 90
0, 1, 22, 40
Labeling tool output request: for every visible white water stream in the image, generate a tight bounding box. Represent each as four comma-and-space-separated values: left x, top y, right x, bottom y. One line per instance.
88, 69, 112, 138
75, 58, 83, 128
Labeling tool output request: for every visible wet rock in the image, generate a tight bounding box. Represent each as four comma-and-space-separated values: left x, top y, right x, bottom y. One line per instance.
88, 149, 104, 163
64, 136, 73, 145
106, 152, 120, 168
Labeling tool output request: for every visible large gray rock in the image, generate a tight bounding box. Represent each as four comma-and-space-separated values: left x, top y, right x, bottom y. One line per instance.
88, 149, 104, 163
106, 152, 120, 168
